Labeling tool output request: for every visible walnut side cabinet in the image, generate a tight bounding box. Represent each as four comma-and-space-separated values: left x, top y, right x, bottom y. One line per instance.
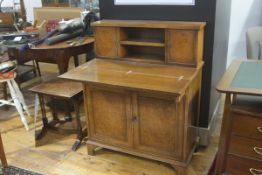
60, 20, 206, 174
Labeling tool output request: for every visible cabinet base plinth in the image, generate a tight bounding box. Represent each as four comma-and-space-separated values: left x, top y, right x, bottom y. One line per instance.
87, 144, 97, 156
171, 164, 187, 175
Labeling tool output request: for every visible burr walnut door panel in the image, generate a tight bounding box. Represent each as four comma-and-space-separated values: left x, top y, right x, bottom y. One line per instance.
94, 27, 118, 58
133, 93, 182, 159
86, 87, 133, 148
167, 30, 196, 66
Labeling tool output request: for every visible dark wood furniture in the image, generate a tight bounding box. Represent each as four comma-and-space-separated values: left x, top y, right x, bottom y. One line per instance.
0, 133, 7, 167
7, 47, 39, 87
216, 60, 262, 175
26, 36, 94, 75
60, 20, 206, 174
29, 79, 85, 151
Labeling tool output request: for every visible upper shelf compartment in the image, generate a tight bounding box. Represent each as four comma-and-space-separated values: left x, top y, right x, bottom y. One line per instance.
92, 20, 206, 67
119, 27, 165, 47
120, 39, 165, 47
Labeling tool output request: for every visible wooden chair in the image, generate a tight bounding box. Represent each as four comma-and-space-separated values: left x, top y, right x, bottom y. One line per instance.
0, 133, 7, 167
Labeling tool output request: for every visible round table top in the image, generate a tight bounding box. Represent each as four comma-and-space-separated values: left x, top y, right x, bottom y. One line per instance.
31, 36, 94, 50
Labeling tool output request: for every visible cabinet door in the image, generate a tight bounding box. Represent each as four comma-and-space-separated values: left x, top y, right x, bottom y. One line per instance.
133, 93, 183, 159
86, 86, 133, 148
167, 30, 196, 66
94, 27, 118, 58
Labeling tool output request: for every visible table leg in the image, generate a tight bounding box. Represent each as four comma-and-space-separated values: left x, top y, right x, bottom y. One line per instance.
73, 55, 79, 67
35, 60, 41, 76
50, 97, 59, 122
3, 82, 9, 110
0, 133, 7, 167
57, 54, 70, 74
39, 95, 48, 127
215, 93, 233, 174
64, 101, 72, 121
34, 94, 39, 132
72, 100, 83, 151
85, 49, 94, 62
36, 94, 49, 140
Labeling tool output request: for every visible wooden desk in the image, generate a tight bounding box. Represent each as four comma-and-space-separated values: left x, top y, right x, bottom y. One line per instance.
28, 36, 94, 74
216, 60, 262, 175
60, 20, 206, 174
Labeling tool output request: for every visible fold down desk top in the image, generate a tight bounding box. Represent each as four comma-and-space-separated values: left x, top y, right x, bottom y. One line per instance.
59, 58, 202, 96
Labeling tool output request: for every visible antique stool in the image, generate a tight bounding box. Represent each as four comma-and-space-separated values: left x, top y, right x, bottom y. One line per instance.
29, 79, 85, 151
0, 62, 30, 131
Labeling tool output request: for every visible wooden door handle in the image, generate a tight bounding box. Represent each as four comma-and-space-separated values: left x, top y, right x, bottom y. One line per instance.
131, 116, 138, 122
253, 147, 262, 155
257, 127, 262, 133
249, 168, 262, 175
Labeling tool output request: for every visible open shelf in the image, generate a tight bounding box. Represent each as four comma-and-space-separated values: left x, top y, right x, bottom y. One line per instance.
120, 38, 165, 47
125, 54, 165, 64
121, 45, 165, 63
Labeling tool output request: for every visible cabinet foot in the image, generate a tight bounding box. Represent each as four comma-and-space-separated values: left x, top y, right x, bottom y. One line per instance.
87, 144, 96, 156
170, 165, 187, 175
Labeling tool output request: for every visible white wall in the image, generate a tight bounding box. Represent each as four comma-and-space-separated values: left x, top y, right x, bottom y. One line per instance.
1, 0, 42, 22
227, 0, 262, 66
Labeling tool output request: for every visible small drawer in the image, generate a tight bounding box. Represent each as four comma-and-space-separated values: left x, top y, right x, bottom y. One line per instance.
226, 155, 262, 175
232, 113, 262, 141
229, 135, 262, 160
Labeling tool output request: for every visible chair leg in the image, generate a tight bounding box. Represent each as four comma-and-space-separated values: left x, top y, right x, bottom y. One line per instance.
32, 60, 37, 77
35, 60, 41, 77
10, 79, 30, 117
3, 82, 9, 110
7, 80, 29, 131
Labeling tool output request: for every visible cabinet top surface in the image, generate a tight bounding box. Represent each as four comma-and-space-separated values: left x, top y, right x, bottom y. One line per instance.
59, 59, 201, 95
92, 20, 206, 30
217, 60, 262, 96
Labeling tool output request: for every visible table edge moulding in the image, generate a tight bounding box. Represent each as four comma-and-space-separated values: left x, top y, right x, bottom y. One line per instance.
59, 20, 206, 175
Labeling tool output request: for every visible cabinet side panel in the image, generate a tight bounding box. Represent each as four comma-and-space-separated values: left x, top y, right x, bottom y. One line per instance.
94, 27, 118, 58
196, 29, 204, 66
167, 30, 196, 66
185, 70, 202, 159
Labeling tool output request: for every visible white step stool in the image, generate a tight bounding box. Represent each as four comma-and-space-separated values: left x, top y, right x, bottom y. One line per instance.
0, 69, 30, 130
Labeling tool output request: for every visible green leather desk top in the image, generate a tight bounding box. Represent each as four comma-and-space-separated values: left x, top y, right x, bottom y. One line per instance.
217, 60, 262, 96
231, 62, 262, 89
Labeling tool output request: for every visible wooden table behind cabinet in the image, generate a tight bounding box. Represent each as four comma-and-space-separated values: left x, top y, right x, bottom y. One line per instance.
60, 20, 206, 175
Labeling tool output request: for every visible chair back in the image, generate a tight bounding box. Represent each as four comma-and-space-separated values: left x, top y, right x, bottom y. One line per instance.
246, 27, 262, 59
